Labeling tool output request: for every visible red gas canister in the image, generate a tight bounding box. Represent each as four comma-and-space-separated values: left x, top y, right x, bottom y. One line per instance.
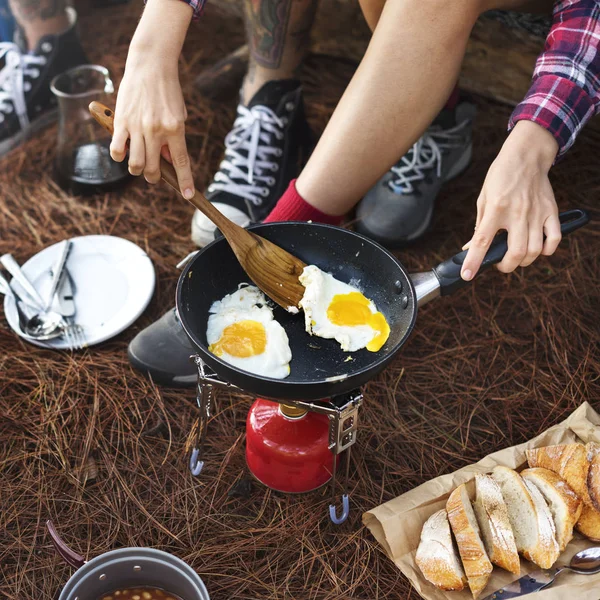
246, 398, 335, 493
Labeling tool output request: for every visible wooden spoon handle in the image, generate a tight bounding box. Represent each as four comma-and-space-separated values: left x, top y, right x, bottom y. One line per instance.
88, 101, 239, 238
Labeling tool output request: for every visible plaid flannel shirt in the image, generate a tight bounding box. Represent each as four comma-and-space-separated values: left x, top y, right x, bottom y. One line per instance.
509, 0, 600, 158
181, 0, 205, 19
179, 0, 599, 158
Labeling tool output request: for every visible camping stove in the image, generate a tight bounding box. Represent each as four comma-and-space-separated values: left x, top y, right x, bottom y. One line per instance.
188, 356, 362, 524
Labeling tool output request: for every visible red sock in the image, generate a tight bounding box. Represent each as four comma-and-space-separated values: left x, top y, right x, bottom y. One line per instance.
264, 180, 344, 225
444, 84, 460, 111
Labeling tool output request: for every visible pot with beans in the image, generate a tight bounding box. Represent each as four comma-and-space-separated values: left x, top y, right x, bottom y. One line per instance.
98, 588, 184, 600
47, 521, 209, 600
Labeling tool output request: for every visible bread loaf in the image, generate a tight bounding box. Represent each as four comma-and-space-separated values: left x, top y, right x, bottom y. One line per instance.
492, 466, 560, 569
587, 442, 600, 512
520, 467, 582, 551
526, 443, 589, 502
447, 484, 493, 598
527, 442, 600, 540
575, 503, 600, 541
416, 509, 467, 591
472, 474, 520, 574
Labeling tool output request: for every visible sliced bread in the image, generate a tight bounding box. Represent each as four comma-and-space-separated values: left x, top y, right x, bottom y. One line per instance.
472, 474, 520, 574
587, 442, 600, 512
492, 466, 560, 569
416, 509, 467, 591
447, 484, 493, 598
521, 467, 582, 551
526, 443, 590, 502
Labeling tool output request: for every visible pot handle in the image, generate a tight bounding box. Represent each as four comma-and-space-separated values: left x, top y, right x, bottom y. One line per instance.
433, 209, 590, 296
46, 520, 86, 569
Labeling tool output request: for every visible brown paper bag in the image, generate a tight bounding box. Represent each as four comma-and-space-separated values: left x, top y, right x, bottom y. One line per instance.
363, 402, 600, 600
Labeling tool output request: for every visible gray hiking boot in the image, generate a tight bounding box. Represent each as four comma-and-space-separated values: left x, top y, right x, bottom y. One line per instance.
356, 99, 476, 247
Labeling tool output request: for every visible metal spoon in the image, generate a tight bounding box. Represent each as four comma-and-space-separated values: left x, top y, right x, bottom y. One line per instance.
0, 254, 65, 340
483, 546, 600, 599
25, 240, 73, 338
557, 546, 600, 575
0, 272, 62, 340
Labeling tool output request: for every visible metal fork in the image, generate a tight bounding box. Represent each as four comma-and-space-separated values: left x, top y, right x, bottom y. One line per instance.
63, 320, 86, 350
58, 269, 86, 350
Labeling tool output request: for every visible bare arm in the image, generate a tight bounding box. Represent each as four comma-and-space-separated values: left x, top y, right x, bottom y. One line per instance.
110, 0, 195, 198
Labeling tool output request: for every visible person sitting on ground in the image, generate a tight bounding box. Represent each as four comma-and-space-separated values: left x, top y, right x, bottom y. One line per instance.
1, 0, 88, 157
112, 0, 599, 387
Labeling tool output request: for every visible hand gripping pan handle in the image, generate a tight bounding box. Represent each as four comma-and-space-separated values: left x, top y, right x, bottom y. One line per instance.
433, 209, 590, 296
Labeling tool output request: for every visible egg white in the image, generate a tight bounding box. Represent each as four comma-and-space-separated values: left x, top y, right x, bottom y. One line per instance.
207, 285, 292, 379
299, 265, 384, 352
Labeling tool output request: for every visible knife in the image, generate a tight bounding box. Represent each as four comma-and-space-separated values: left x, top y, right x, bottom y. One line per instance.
55, 269, 76, 318
44, 240, 72, 311
481, 568, 559, 599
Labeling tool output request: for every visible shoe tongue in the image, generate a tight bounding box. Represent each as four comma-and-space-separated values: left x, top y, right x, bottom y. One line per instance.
247, 79, 300, 110
432, 106, 457, 130
32, 33, 56, 55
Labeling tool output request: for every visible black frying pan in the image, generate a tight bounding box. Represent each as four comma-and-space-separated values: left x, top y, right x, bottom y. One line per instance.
176, 209, 589, 401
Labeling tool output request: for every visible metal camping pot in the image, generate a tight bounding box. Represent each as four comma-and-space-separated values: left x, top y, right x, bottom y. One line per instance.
48, 521, 210, 600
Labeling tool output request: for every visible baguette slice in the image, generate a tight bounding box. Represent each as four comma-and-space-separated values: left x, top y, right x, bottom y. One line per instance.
587, 442, 600, 512
447, 484, 493, 598
576, 503, 600, 541
472, 474, 520, 574
526, 443, 590, 502
416, 509, 467, 591
492, 466, 560, 569
521, 467, 582, 551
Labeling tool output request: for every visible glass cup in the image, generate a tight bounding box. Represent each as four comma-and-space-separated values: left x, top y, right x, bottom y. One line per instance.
50, 65, 130, 195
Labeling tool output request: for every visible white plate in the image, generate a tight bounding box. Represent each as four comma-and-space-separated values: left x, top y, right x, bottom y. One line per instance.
3, 235, 155, 349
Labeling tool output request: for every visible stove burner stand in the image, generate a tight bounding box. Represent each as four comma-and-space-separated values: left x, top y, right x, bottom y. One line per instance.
189, 356, 362, 524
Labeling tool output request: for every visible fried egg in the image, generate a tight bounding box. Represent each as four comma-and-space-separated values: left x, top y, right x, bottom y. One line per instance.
299, 265, 390, 352
207, 285, 292, 379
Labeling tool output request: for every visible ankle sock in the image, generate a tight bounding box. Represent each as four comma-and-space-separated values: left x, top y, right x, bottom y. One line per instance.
264, 180, 344, 225
444, 84, 460, 111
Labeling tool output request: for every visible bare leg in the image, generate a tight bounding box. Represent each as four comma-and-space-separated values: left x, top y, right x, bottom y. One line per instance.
8, 0, 69, 50
296, 0, 553, 216
241, 0, 318, 104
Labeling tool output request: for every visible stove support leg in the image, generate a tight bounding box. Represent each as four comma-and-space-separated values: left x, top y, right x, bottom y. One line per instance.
329, 445, 351, 525
189, 380, 214, 477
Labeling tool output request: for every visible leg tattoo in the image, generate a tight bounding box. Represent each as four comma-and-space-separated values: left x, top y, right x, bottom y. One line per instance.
245, 0, 294, 69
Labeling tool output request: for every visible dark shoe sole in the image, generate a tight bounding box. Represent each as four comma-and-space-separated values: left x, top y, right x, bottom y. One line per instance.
127, 345, 198, 388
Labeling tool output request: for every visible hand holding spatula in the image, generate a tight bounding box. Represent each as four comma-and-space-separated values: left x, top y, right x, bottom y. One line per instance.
89, 101, 307, 311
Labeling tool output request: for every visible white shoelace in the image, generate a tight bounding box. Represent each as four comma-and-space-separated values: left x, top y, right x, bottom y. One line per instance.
208, 104, 286, 206
389, 119, 471, 194
0, 42, 46, 127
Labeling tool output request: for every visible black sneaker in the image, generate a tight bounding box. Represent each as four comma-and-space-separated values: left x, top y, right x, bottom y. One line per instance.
356, 99, 476, 247
191, 79, 312, 247
0, 7, 88, 157
128, 309, 198, 387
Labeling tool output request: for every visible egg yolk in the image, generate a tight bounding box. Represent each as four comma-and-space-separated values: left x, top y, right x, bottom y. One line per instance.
209, 320, 267, 358
326, 292, 390, 352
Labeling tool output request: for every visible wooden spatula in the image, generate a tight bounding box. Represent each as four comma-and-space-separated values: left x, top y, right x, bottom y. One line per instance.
89, 101, 307, 310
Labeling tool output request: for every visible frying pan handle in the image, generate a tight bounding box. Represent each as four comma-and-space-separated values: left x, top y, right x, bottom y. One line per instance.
433, 209, 590, 296
46, 520, 86, 569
